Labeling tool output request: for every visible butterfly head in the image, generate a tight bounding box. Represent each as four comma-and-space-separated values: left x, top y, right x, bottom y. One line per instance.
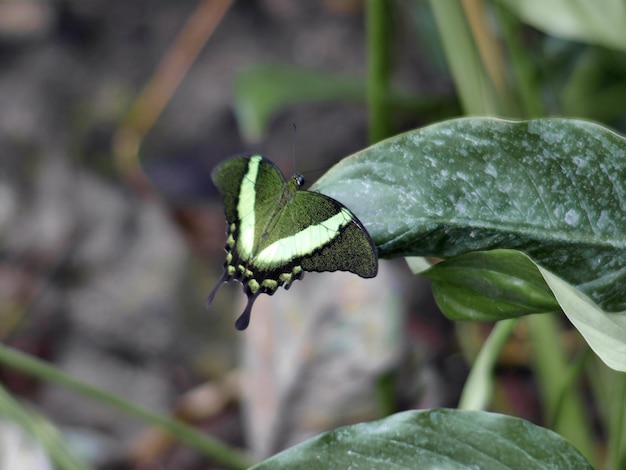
291, 173, 305, 189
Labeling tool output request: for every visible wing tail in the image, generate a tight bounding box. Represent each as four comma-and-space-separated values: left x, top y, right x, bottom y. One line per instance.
235, 294, 260, 330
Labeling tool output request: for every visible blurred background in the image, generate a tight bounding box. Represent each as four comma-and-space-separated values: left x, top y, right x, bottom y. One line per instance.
1, 0, 625, 468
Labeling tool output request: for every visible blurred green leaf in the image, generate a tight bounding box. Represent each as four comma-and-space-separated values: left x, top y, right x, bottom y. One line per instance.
561, 48, 626, 122
313, 118, 626, 312
233, 64, 457, 143
234, 64, 364, 142
497, 0, 626, 51
252, 409, 593, 469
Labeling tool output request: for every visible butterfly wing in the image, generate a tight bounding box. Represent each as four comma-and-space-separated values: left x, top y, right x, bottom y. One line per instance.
209, 154, 378, 331
211, 155, 286, 260
252, 189, 378, 278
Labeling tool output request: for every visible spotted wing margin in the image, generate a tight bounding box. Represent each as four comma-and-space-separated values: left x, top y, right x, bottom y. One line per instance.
253, 190, 378, 278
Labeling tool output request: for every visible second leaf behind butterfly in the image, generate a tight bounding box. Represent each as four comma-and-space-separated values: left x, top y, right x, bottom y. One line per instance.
207, 154, 378, 330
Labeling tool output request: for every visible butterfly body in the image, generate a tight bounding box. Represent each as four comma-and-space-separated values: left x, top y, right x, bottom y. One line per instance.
207, 155, 377, 330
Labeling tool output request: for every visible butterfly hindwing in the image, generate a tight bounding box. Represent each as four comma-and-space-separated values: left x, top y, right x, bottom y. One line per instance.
253, 190, 377, 277
208, 154, 378, 330
295, 192, 378, 277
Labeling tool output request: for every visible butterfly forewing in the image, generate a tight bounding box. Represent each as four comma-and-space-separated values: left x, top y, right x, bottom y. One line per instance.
212, 155, 286, 261
211, 157, 251, 225
248, 158, 290, 253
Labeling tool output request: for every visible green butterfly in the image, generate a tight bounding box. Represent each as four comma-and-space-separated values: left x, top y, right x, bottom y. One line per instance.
207, 154, 378, 330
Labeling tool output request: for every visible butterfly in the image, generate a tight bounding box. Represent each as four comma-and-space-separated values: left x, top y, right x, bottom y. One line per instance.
207, 155, 378, 330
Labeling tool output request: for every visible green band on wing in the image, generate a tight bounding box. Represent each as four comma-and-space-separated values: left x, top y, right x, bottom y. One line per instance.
236, 155, 261, 259
254, 208, 352, 267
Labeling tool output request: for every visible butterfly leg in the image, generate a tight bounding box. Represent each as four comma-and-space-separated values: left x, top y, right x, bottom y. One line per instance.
205, 269, 230, 308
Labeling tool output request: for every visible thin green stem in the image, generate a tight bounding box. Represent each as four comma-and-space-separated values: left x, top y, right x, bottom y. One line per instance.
0, 343, 254, 469
550, 347, 592, 429
607, 371, 626, 470
493, 3, 544, 118
428, 0, 500, 115
366, 0, 391, 144
458, 318, 517, 410
375, 370, 396, 417
527, 314, 595, 464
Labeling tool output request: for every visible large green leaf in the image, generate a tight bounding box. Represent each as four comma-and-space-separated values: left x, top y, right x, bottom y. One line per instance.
312, 118, 626, 312
252, 409, 592, 469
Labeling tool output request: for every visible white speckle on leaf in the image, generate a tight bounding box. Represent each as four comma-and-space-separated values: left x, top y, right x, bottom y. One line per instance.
596, 210, 612, 230
572, 156, 588, 169
564, 209, 579, 226
455, 200, 468, 215
485, 163, 498, 178
455, 171, 469, 182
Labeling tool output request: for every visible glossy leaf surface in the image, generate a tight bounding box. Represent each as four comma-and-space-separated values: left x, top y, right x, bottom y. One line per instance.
253, 409, 592, 469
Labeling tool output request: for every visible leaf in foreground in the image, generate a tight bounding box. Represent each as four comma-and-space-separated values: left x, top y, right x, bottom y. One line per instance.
252, 409, 592, 469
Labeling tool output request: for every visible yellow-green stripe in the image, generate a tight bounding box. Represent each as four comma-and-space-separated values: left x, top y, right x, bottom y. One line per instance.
236, 155, 261, 259
255, 208, 352, 267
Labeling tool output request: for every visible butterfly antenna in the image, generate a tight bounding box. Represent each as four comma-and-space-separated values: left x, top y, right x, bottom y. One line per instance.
292, 122, 297, 171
